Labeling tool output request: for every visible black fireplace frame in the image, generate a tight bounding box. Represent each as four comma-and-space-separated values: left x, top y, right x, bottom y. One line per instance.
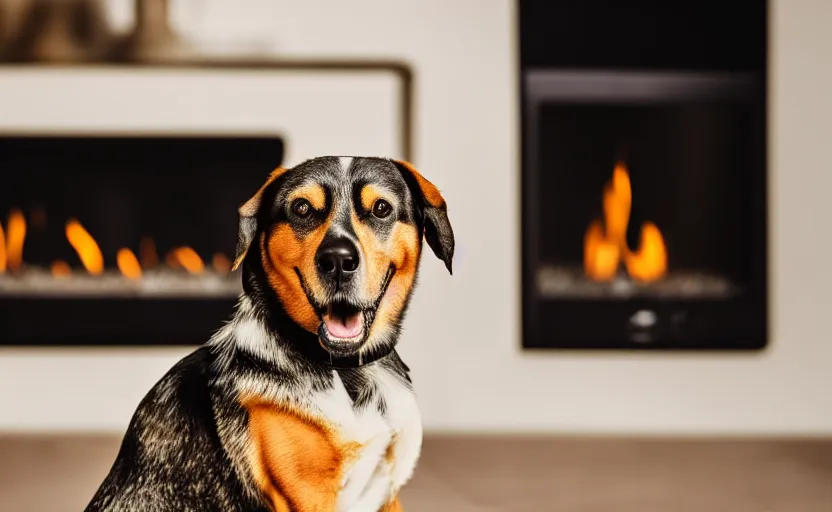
519, 70, 768, 351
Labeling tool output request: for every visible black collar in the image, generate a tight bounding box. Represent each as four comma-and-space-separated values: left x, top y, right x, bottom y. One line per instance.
280, 325, 395, 370
319, 343, 395, 370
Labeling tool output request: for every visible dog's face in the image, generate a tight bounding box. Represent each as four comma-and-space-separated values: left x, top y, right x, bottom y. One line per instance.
233, 157, 454, 358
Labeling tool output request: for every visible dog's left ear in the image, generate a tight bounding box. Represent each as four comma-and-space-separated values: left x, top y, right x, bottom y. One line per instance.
232, 167, 287, 271
393, 160, 455, 275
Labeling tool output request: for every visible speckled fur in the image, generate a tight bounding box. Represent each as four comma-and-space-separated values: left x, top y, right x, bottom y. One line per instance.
85, 157, 453, 512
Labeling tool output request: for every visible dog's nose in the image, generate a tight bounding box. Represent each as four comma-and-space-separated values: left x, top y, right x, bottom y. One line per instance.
316, 237, 360, 275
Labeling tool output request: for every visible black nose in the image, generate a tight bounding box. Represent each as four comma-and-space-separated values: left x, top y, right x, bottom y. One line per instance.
316, 237, 360, 275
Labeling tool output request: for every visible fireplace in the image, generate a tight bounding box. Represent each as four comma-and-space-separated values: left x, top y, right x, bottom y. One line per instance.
0, 61, 410, 346
0, 134, 283, 345
519, 0, 768, 350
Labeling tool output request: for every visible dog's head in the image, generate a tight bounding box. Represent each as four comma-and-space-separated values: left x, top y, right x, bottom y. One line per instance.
233, 157, 454, 358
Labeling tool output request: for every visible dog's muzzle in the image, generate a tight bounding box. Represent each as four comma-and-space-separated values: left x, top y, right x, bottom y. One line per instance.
295, 265, 395, 357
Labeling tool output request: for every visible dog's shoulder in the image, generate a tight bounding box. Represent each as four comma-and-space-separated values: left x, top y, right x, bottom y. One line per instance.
139, 346, 214, 418
85, 347, 261, 512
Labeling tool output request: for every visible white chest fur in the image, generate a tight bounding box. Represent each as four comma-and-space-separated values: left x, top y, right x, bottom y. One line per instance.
312, 367, 423, 512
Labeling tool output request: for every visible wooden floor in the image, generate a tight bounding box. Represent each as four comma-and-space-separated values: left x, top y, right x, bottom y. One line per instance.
1, 435, 830, 511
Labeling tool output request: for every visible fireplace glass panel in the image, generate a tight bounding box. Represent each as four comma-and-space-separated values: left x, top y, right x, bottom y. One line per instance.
537, 102, 753, 298
0, 135, 284, 345
522, 71, 766, 349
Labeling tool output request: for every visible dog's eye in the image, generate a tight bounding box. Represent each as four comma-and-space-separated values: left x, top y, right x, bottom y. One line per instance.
372, 199, 392, 219
291, 199, 312, 218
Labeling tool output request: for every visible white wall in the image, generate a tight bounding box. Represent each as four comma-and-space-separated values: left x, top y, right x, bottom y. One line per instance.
1, 0, 831, 434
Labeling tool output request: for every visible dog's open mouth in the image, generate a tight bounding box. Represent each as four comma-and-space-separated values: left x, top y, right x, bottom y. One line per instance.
300, 265, 395, 357
319, 300, 366, 354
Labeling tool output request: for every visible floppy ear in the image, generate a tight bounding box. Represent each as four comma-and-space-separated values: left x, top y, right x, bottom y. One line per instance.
393, 160, 455, 274
231, 167, 287, 271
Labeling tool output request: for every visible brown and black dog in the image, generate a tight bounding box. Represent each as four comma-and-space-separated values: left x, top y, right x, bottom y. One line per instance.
85, 157, 453, 512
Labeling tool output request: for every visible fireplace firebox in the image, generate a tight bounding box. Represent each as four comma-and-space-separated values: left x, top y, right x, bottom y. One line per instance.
520, 0, 768, 350
0, 134, 283, 345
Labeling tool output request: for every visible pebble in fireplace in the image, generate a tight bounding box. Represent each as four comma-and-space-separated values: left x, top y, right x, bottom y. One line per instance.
0, 135, 284, 346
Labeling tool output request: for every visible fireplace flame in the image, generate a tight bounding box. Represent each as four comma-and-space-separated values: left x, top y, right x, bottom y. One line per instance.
624, 222, 667, 281
584, 219, 620, 281
51, 260, 71, 278
0, 209, 229, 280
65, 219, 104, 275
603, 163, 632, 244
140, 236, 158, 268
117, 248, 142, 280
6, 209, 26, 272
584, 162, 667, 282
169, 247, 204, 274
0, 222, 6, 273
212, 253, 232, 274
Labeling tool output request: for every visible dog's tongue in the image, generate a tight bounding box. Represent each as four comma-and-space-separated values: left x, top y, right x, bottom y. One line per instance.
324, 312, 363, 339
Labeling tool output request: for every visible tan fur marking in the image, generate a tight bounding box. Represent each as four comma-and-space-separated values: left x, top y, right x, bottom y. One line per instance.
261, 220, 330, 332
381, 497, 404, 512
351, 211, 389, 297
244, 400, 360, 512
239, 167, 289, 217
360, 184, 393, 212
233, 167, 289, 270
385, 435, 397, 465
350, 214, 421, 341
394, 160, 445, 208
371, 222, 420, 338
289, 183, 326, 211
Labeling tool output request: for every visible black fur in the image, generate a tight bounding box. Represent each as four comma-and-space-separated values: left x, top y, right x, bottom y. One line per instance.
85, 348, 268, 512
392, 160, 455, 274
85, 157, 450, 511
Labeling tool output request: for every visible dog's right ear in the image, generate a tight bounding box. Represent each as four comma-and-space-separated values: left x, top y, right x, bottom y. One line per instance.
392, 159, 455, 275
232, 167, 287, 271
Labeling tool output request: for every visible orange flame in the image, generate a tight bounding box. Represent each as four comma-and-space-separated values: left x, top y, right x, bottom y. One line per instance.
65, 219, 104, 275
50, 260, 71, 278
624, 222, 667, 281
0, 222, 6, 273
166, 251, 180, 269
6, 209, 26, 272
584, 219, 620, 281
603, 163, 631, 244
140, 236, 158, 268
212, 253, 232, 274
169, 247, 204, 274
117, 248, 142, 280
584, 162, 667, 282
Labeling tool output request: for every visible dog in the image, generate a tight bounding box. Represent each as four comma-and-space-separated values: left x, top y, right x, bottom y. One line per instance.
85, 156, 454, 512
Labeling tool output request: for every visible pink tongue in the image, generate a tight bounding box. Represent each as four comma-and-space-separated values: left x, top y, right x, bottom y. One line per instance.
324, 313, 363, 339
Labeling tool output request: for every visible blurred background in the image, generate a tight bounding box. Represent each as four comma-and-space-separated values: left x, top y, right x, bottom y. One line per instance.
0, 0, 830, 510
